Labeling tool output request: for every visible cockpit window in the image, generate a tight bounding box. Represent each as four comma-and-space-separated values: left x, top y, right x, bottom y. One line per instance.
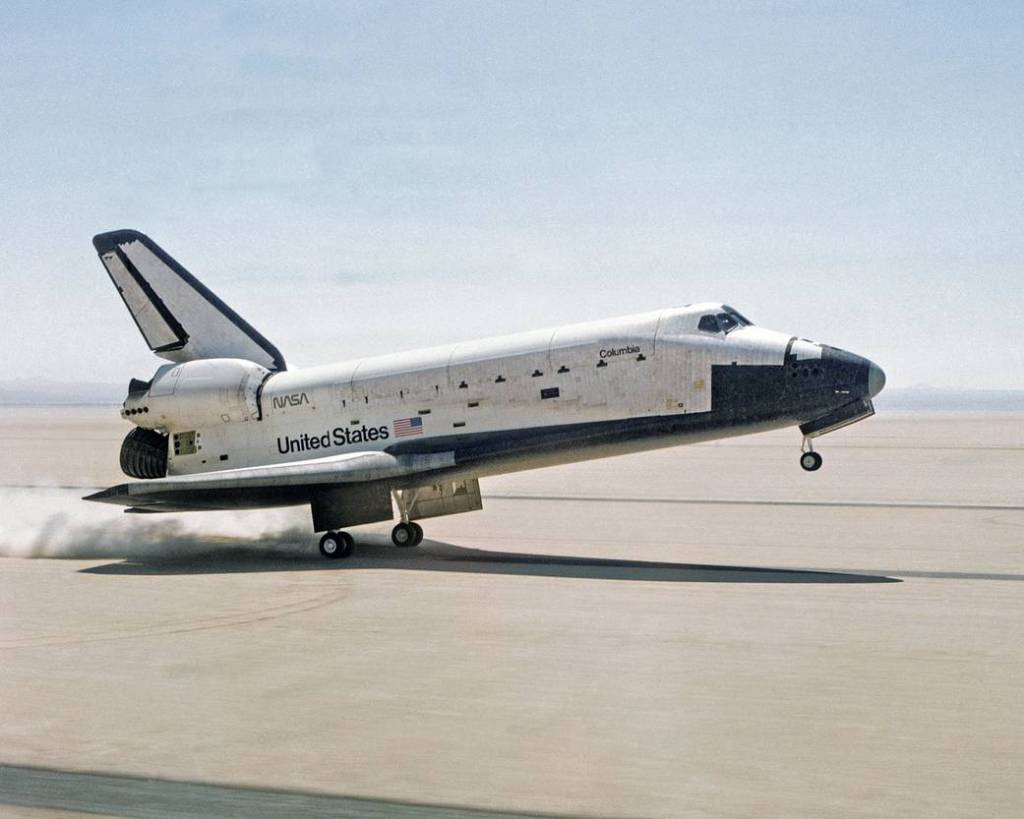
717, 313, 739, 333
698, 309, 752, 335
722, 305, 753, 326
698, 314, 720, 333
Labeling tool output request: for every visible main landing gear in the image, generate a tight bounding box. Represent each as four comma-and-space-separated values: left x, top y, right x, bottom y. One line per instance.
800, 437, 823, 472
317, 521, 425, 559
390, 488, 424, 548
319, 531, 355, 559
391, 521, 424, 547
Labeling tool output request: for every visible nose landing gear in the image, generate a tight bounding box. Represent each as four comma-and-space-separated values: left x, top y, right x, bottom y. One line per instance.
800, 451, 823, 471
800, 437, 823, 472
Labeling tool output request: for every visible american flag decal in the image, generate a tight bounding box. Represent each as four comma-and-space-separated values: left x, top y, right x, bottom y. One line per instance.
393, 416, 424, 437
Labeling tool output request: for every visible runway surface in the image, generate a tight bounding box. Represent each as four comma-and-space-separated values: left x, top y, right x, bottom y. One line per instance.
1, 407, 1022, 817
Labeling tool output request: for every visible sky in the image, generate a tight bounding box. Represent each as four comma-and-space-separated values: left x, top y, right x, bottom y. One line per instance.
1, 1, 1022, 389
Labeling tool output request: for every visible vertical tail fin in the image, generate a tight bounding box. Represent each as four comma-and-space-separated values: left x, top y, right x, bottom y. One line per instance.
93, 229, 286, 371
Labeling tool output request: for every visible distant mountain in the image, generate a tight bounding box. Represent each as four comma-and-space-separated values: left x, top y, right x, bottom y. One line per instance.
874, 387, 1024, 412
0, 379, 124, 405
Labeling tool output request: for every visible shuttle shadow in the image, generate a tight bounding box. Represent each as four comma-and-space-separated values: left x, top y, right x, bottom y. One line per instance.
80, 536, 899, 583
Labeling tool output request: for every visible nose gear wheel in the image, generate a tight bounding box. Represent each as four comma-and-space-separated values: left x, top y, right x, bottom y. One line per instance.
800, 451, 823, 471
800, 436, 823, 471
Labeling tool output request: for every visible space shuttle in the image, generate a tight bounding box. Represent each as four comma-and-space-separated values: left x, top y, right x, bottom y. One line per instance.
85, 230, 885, 558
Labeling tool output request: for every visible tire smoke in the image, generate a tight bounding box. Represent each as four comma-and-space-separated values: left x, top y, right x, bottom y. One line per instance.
0, 488, 311, 559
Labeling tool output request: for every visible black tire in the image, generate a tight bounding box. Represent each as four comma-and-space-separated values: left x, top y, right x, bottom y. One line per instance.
391, 522, 417, 547
409, 522, 424, 547
800, 451, 823, 472
319, 532, 342, 558
320, 531, 355, 559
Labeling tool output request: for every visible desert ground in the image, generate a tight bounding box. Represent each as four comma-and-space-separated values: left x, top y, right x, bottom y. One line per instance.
1, 407, 1022, 817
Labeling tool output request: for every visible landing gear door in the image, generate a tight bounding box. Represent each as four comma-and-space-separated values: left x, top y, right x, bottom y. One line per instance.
395, 478, 483, 521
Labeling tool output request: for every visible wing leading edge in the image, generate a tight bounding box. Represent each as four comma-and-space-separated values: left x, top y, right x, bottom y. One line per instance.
84, 450, 457, 513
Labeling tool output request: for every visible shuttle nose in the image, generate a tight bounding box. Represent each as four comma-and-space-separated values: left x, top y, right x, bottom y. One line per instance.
867, 361, 886, 398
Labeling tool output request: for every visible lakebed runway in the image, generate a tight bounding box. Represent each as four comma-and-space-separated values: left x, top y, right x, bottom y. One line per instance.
1, 407, 1022, 817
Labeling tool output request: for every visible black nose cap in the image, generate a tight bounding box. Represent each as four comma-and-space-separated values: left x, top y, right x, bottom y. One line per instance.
867, 361, 886, 398
821, 346, 886, 400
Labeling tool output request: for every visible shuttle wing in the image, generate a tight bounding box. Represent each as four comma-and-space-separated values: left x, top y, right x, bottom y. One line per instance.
84, 450, 456, 513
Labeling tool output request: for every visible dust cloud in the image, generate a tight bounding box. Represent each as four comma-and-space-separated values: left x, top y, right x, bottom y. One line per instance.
0, 488, 311, 559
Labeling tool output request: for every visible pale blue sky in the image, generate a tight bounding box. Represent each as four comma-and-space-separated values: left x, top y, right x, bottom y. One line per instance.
1, 1, 1021, 387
